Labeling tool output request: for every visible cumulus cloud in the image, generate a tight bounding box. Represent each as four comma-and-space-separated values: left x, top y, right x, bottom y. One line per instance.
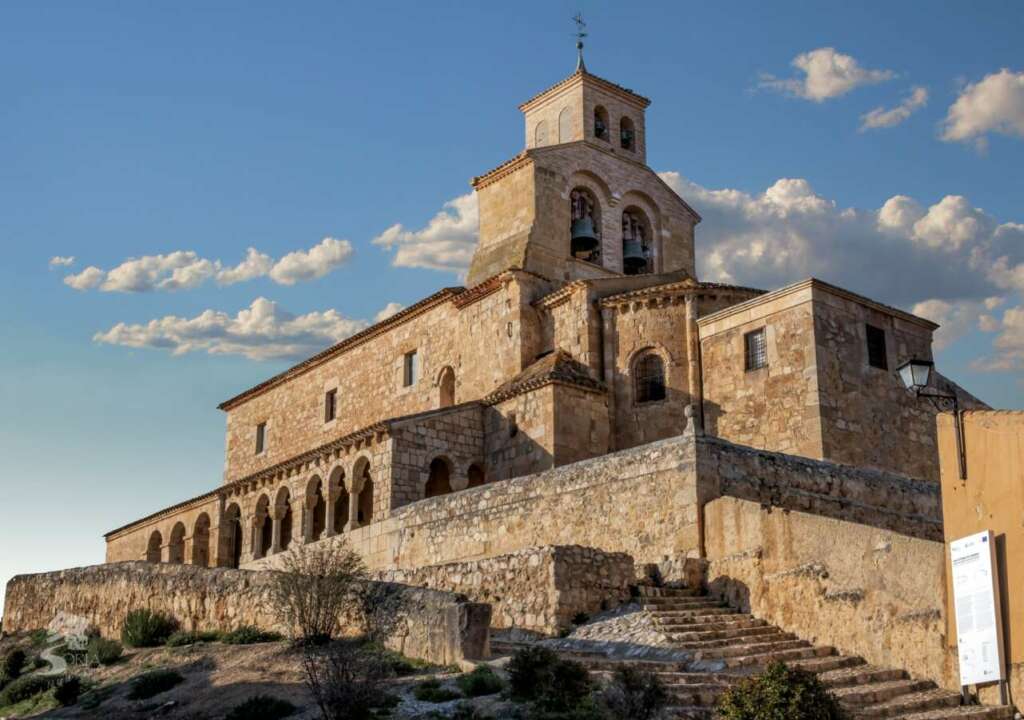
267, 237, 353, 286
49, 255, 75, 268
759, 48, 894, 102
64, 238, 353, 292
910, 298, 992, 349
93, 297, 369, 361
373, 193, 478, 275
217, 247, 274, 285
860, 86, 928, 130
941, 69, 1024, 146
374, 302, 405, 323
63, 266, 105, 290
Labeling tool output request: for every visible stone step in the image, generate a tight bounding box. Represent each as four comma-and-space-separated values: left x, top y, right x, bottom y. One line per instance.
787, 654, 867, 674
667, 628, 792, 649
893, 705, 1016, 720
820, 664, 907, 689
850, 688, 963, 719
657, 617, 769, 632
636, 586, 702, 598
720, 644, 836, 669
666, 624, 786, 643
649, 607, 741, 618
642, 597, 724, 608
693, 638, 812, 660
835, 679, 937, 707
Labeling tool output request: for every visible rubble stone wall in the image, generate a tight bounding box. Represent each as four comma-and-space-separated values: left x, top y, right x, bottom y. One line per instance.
380, 545, 634, 636
1, 562, 490, 665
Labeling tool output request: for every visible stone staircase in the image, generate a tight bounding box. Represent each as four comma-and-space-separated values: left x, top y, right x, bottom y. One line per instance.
490, 586, 1014, 720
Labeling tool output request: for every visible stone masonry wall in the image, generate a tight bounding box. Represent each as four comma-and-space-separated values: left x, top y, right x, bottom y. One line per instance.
380, 546, 634, 636
2, 562, 491, 665
552, 384, 610, 467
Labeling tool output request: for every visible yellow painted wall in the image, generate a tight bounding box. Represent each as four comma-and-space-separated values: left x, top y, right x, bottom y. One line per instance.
938, 411, 1024, 666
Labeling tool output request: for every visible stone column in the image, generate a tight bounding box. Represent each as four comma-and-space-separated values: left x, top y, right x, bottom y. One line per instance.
270, 507, 284, 554
183, 533, 195, 565
302, 494, 314, 543
324, 489, 339, 538
345, 488, 360, 532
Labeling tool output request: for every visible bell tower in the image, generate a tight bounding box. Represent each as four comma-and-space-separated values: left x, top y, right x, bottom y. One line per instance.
466, 42, 699, 287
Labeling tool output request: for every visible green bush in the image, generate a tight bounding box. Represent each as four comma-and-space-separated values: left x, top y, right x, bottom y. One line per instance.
456, 666, 505, 697
165, 630, 219, 647
413, 678, 463, 703
508, 646, 592, 712
54, 675, 82, 706
224, 694, 296, 720
127, 668, 185, 700
28, 629, 49, 647
0, 674, 54, 705
220, 625, 282, 645
1, 649, 26, 681
716, 661, 846, 720
87, 636, 124, 666
600, 666, 668, 720
121, 609, 179, 648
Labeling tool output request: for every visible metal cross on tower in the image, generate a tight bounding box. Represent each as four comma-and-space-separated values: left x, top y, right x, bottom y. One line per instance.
572, 13, 587, 71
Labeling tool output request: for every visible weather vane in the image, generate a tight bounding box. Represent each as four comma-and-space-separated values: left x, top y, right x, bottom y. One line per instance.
572, 12, 587, 71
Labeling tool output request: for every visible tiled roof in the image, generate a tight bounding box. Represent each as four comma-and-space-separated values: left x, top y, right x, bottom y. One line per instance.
483, 350, 605, 404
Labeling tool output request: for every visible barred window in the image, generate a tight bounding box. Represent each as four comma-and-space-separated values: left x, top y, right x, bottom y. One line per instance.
866, 324, 887, 369
403, 350, 419, 387
744, 328, 767, 371
635, 352, 666, 403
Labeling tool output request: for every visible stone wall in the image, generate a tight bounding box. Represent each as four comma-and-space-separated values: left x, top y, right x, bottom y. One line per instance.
2, 562, 490, 666
380, 545, 634, 636
551, 383, 609, 467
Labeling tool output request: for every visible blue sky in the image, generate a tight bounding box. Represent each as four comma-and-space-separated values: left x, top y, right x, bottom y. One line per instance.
2, 1, 1023, 605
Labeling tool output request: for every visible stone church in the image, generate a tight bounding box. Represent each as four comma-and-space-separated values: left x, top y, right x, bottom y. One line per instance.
103, 58, 974, 571
9, 52, 1020, 717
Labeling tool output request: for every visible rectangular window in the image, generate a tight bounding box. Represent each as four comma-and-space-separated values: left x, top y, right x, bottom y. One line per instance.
866, 324, 888, 369
324, 389, 337, 423
403, 350, 419, 387
255, 422, 266, 454
744, 328, 767, 371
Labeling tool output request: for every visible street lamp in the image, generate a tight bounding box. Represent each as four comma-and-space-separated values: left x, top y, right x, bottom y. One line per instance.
897, 358, 966, 480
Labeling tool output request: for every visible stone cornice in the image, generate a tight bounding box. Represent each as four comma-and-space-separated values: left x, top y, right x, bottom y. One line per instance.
470, 153, 532, 190
533, 280, 590, 311
517, 69, 651, 112
600, 280, 765, 308
696, 277, 939, 332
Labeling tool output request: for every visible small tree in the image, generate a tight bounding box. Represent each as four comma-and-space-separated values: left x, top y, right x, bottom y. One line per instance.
601, 666, 668, 720
268, 541, 368, 644
716, 661, 846, 720
301, 640, 392, 720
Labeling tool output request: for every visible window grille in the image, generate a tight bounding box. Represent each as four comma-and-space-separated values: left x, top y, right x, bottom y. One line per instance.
745, 329, 767, 371
635, 353, 666, 403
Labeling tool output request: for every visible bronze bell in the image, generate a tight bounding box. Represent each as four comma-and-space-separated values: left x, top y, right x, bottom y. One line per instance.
622, 238, 647, 273
570, 217, 599, 256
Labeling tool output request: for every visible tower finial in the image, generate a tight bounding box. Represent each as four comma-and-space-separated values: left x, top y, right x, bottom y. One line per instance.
572, 13, 587, 72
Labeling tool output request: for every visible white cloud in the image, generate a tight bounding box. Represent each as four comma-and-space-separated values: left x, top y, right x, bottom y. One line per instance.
268, 237, 354, 286
860, 86, 928, 131
93, 297, 369, 361
941, 69, 1024, 145
374, 302, 405, 323
659, 170, 1024, 319
63, 266, 105, 290
49, 255, 75, 268
910, 298, 987, 349
759, 47, 894, 102
217, 247, 274, 285
64, 238, 354, 292
373, 193, 479, 275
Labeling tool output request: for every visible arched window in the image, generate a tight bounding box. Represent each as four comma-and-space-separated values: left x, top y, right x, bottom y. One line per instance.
222, 503, 242, 569
438, 366, 455, 408
305, 477, 326, 542
357, 466, 374, 525
620, 116, 636, 150
146, 530, 162, 563
534, 120, 548, 147
570, 187, 601, 264
622, 209, 652, 275
277, 488, 293, 552
192, 514, 211, 567
467, 464, 486, 488
558, 107, 573, 143
594, 106, 609, 140
425, 457, 453, 498
635, 352, 666, 404
168, 522, 186, 564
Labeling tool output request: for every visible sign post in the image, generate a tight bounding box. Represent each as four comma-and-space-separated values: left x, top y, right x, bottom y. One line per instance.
949, 530, 1006, 699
